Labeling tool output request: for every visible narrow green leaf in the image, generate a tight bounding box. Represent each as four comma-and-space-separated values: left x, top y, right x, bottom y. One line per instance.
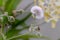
8, 33, 50, 40
5, 0, 12, 9
6, 29, 20, 38
11, 13, 31, 28
5, 0, 22, 15
6, 25, 29, 38
20, 34, 49, 39
0, 0, 6, 7
6, 13, 31, 38
0, 0, 3, 6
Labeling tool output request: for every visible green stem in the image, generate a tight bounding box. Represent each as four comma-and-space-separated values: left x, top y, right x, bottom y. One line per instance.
7, 32, 29, 40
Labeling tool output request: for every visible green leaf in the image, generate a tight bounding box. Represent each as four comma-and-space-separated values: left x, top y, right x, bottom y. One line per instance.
11, 13, 31, 29
8, 33, 50, 40
6, 25, 29, 38
5, 0, 22, 15
10, 38, 29, 40
0, 0, 3, 6
6, 29, 20, 38
20, 33, 49, 39
0, 0, 6, 7
3, 16, 8, 24
6, 13, 31, 39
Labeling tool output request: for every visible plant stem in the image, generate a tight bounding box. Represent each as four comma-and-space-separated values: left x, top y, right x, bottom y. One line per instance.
7, 32, 29, 40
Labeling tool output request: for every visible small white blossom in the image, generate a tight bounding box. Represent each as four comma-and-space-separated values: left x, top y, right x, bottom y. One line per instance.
31, 6, 44, 19
8, 16, 15, 22
29, 24, 41, 36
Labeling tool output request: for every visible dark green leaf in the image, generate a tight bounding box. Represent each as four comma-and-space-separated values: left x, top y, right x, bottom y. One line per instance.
11, 13, 31, 29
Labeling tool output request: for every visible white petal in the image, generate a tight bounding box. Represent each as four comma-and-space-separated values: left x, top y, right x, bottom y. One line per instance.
31, 6, 44, 19
31, 6, 43, 14
36, 13, 44, 19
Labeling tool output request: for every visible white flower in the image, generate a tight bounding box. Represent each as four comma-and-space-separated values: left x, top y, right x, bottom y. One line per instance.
31, 6, 44, 19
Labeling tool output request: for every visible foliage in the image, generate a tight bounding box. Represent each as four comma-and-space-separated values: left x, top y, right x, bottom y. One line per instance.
0, 0, 50, 40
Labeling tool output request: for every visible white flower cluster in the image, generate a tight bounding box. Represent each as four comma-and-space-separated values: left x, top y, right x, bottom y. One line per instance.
31, 6, 44, 19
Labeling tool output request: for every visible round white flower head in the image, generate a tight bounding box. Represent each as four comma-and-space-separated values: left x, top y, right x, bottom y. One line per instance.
31, 6, 44, 19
